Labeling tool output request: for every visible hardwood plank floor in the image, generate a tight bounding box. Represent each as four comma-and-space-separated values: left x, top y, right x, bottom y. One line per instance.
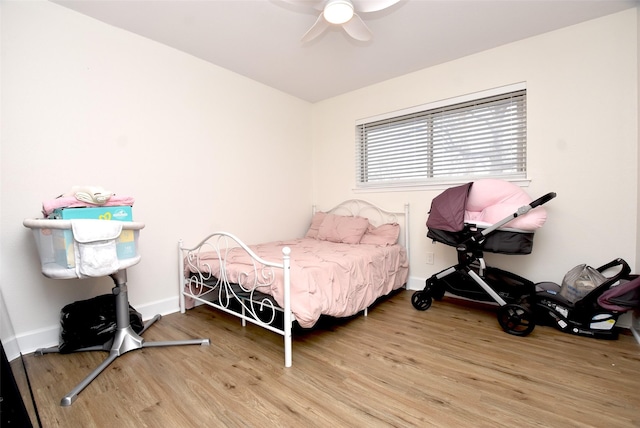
22, 290, 640, 427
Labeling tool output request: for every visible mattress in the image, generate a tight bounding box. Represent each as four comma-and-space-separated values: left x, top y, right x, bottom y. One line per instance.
184, 238, 409, 328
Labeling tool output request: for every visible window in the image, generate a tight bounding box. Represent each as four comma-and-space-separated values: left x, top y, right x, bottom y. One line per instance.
355, 84, 527, 189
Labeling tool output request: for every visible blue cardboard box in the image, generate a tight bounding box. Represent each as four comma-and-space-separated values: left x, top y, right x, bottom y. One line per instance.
50, 206, 133, 221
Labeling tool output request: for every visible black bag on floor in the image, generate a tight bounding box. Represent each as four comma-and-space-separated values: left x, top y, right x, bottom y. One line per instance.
58, 294, 144, 354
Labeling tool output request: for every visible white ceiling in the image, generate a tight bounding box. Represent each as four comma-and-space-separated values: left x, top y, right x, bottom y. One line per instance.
53, 0, 638, 103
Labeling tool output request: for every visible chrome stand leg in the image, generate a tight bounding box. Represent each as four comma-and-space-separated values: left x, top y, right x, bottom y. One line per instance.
38, 269, 210, 406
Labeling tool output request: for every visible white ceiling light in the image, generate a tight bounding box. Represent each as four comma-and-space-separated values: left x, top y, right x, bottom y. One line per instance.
289, 0, 401, 43
323, 0, 354, 25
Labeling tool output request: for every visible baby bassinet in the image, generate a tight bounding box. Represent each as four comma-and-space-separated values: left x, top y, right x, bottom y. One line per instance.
426, 179, 550, 254
23, 218, 210, 406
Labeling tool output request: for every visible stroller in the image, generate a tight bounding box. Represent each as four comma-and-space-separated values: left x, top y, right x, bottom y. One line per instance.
411, 179, 556, 336
535, 258, 640, 339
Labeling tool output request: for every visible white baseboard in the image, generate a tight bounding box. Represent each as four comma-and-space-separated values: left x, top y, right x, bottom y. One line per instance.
13, 296, 180, 357
135, 296, 181, 321
12, 282, 640, 357
3, 336, 22, 362
616, 312, 631, 329
14, 325, 60, 357
632, 311, 640, 346
406, 275, 424, 291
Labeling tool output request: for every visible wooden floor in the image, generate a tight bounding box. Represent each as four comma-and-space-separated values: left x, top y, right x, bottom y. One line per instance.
19, 290, 640, 427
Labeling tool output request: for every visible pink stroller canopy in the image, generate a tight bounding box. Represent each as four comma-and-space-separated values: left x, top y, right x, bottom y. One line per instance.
426, 182, 472, 232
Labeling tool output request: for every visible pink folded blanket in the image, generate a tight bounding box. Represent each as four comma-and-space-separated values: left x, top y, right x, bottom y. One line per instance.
463, 179, 547, 230
42, 195, 135, 217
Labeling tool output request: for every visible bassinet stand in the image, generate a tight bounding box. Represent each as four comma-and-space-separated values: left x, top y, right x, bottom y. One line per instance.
23, 219, 210, 406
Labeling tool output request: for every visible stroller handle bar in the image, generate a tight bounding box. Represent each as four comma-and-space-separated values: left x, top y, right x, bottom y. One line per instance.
486, 191, 557, 235
529, 192, 557, 209
458, 191, 557, 251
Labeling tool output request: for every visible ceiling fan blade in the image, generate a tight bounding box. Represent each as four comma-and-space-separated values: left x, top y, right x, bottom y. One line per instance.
342, 14, 372, 41
282, 0, 326, 11
352, 0, 400, 13
301, 13, 330, 42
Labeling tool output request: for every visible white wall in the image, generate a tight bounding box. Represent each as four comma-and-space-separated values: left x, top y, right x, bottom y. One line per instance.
1, 3, 638, 354
0, 1, 313, 352
634, 5, 640, 336
311, 9, 638, 289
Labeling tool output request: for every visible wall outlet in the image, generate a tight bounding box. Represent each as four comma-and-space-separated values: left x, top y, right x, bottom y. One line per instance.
426, 252, 434, 264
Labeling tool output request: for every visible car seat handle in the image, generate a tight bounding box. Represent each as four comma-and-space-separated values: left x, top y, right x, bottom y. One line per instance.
597, 258, 631, 279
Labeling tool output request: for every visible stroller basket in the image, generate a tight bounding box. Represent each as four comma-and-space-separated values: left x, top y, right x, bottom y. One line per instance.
441, 265, 535, 303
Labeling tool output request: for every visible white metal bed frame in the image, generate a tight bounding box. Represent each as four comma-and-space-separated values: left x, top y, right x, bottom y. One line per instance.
178, 199, 409, 367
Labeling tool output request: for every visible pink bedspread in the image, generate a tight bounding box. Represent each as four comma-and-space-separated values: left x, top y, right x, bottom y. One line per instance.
185, 238, 409, 328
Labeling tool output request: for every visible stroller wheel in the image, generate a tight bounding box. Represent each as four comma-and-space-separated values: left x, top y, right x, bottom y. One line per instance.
497, 304, 535, 336
411, 291, 432, 311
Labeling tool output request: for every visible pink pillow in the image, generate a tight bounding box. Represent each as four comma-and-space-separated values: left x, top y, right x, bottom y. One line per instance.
305, 212, 327, 239
317, 214, 369, 244
360, 223, 400, 246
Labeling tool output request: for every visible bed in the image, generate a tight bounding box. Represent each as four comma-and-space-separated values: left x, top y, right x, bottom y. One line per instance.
178, 200, 410, 367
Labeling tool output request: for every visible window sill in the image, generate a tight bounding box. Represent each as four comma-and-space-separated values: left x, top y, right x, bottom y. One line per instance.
353, 178, 532, 193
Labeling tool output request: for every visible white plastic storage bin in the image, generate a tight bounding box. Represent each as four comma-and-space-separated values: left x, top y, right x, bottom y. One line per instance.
23, 219, 145, 279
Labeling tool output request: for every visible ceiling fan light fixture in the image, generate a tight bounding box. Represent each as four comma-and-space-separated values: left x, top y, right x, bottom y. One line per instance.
323, 0, 354, 25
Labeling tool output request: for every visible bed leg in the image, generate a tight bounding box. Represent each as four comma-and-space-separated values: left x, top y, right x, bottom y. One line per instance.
284, 332, 292, 368
178, 240, 186, 314
283, 247, 292, 368
179, 288, 185, 314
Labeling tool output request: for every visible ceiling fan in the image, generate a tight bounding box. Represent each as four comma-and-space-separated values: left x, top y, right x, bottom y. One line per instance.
288, 0, 401, 42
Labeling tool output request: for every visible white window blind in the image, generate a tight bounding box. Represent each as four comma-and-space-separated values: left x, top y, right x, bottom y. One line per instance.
356, 86, 527, 188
